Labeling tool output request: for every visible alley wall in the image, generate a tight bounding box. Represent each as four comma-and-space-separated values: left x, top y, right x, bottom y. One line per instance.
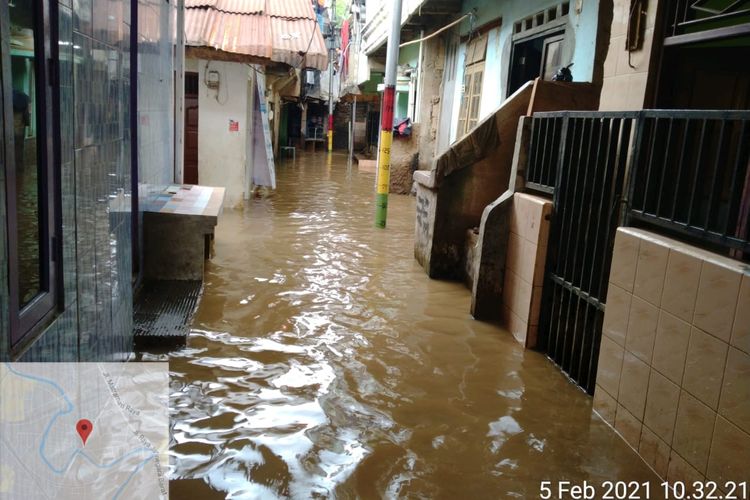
1, 0, 179, 360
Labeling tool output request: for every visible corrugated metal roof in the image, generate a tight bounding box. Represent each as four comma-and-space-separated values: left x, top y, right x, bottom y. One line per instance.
185, 0, 328, 70
185, 0, 266, 14
266, 0, 315, 20
185, 8, 272, 59
184, 0, 215, 8
184, 0, 265, 14
269, 17, 327, 70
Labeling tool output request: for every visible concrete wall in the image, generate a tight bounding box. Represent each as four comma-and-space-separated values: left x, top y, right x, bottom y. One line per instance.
1, 0, 178, 360
501, 193, 552, 348
415, 36, 444, 170
332, 98, 370, 150
594, 227, 750, 486
414, 171, 437, 273
414, 82, 534, 279
390, 124, 420, 194
191, 59, 250, 207
598, 0, 658, 110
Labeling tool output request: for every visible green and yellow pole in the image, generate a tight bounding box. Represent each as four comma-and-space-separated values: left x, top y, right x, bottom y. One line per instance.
375, 88, 395, 227
375, 0, 403, 228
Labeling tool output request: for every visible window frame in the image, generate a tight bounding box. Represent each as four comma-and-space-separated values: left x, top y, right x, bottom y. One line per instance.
458, 33, 488, 138
2, 0, 61, 351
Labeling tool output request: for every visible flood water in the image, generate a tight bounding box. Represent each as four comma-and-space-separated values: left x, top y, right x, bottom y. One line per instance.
165, 152, 659, 498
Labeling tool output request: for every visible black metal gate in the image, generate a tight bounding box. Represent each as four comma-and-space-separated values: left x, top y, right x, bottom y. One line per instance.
525, 110, 750, 394
527, 112, 637, 394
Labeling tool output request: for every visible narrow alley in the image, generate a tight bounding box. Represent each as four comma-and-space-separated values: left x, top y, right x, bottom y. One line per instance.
2, 0, 749, 497
164, 152, 657, 498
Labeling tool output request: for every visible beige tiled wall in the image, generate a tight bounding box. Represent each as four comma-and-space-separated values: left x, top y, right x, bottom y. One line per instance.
599, 0, 659, 111
594, 227, 750, 487
501, 193, 552, 348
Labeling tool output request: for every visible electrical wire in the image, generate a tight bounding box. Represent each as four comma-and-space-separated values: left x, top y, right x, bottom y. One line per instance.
399, 12, 473, 48
246, 64, 266, 76
294, 19, 321, 70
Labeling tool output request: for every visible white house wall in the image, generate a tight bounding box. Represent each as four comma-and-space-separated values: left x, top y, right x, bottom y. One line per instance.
362, 0, 426, 55
479, 27, 504, 119
194, 59, 251, 207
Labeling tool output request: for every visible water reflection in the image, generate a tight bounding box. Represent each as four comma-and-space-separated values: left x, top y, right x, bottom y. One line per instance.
164, 152, 659, 498
10, 1, 43, 306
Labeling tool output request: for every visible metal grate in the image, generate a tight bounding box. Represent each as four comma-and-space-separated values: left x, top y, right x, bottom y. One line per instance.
627, 111, 750, 257
534, 112, 636, 393
133, 280, 203, 349
526, 109, 750, 393
525, 115, 565, 194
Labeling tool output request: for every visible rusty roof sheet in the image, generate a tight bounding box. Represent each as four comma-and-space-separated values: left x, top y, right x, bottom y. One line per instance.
266, 0, 315, 19
269, 17, 327, 69
184, 0, 265, 14
186, 0, 327, 70
185, 8, 272, 59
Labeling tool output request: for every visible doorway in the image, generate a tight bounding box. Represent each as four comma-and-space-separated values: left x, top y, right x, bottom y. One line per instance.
184, 72, 199, 184
656, 44, 750, 110
285, 102, 302, 147
508, 31, 564, 96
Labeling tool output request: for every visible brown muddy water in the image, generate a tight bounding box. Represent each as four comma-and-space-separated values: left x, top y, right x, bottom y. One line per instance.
162, 152, 659, 499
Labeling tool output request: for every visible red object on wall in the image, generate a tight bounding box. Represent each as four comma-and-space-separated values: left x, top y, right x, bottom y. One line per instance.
229, 119, 239, 132
341, 19, 350, 80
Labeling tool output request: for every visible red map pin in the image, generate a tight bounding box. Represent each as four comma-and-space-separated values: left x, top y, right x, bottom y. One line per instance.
76, 419, 93, 446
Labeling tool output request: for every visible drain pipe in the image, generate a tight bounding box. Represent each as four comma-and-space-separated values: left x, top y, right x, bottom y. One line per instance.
374, 0, 403, 228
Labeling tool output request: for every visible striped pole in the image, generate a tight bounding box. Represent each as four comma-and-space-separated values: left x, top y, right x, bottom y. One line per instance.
327, 0, 336, 153
375, 0, 403, 228
327, 114, 334, 152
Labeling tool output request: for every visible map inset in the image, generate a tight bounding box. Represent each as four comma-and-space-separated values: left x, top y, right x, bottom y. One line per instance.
0, 362, 169, 499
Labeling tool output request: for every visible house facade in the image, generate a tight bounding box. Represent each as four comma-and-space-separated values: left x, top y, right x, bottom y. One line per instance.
345, 0, 608, 192
183, 0, 329, 206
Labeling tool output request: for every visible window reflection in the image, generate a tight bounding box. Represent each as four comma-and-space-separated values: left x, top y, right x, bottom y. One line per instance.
9, 1, 43, 308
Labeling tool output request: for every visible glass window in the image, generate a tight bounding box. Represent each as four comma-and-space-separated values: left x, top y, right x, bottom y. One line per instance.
10, 1, 43, 308
4, 0, 59, 348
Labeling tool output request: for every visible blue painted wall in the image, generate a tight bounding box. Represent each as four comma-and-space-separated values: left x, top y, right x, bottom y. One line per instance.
446, 0, 601, 134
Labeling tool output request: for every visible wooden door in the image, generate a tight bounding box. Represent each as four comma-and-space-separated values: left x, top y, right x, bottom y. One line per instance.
184, 72, 199, 184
